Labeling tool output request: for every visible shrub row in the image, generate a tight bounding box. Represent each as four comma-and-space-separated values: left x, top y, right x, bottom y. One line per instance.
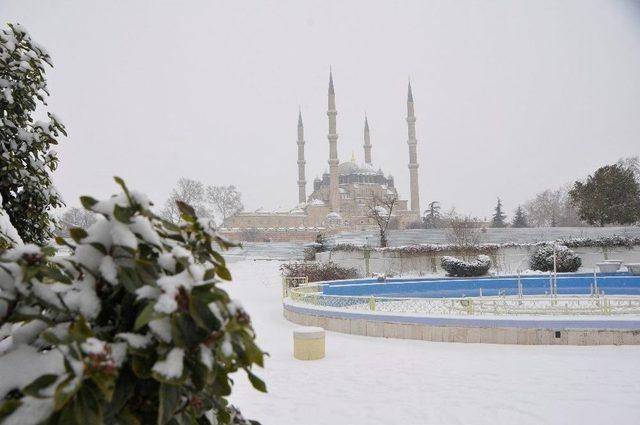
280, 261, 358, 283
330, 235, 640, 256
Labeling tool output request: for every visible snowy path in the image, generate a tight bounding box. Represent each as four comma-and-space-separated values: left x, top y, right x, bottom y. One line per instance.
223, 259, 640, 425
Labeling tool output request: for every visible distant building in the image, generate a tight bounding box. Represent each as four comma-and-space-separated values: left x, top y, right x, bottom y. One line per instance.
223, 72, 422, 241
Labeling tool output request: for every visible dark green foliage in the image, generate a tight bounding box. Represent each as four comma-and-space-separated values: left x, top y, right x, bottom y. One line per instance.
569, 164, 640, 226
491, 198, 507, 228
422, 201, 442, 229
440, 255, 491, 277
280, 261, 358, 282
512, 206, 528, 228
529, 244, 582, 272
0, 178, 265, 424
0, 24, 66, 244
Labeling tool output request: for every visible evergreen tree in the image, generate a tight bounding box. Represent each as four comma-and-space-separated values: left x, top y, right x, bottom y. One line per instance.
491, 198, 507, 228
0, 24, 66, 244
512, 205, 528, 228
569, 163, 640, 226
422, 200, 442, 228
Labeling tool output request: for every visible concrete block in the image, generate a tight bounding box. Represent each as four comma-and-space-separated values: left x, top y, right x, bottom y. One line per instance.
293, 327, 325, 360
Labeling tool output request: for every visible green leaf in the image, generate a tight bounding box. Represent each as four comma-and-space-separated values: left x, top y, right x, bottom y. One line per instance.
185, 356, 207, 391
0, 400, 21, 421
203, 268, 216, 282
69, 227, 88, 243
119, 267, 142, 293
80, 196, 99, 210
211, 250, 226, 266
22, 374, 58, 398
216, 265, 232, 281
105, 369, 135, 417
157, 383, 179, 425
114, 176, 127, 190
171, 314, 202, 348
69, 316, 93, 342
90, 372, 116, 402
114, 205, 133, 224
43, 266, 72, 284
245, 369, 267, 393
131, 354, 154, 379
176, 201, 195, 218
189, 296, 221, 332
54, 375, 81, 411
242, 338, 265, 368
134, 303, 156, 330
55, 236, 73, 248
73, 384, 102, 424
89, 242, 107, 255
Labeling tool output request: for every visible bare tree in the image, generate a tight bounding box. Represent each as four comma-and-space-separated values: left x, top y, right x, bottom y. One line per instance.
445, 213, 482, 247
205, 185, 244, 225
523, 187, 581, 227
366, 193, 397, 247
160, 178, 211, 223
58, 207, 97, 237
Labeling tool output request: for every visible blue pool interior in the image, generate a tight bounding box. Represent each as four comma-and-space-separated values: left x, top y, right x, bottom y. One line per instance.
321, 272, 640, 298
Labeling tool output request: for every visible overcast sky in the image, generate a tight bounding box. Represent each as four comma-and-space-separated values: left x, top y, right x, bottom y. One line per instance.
4, 0, 640, 219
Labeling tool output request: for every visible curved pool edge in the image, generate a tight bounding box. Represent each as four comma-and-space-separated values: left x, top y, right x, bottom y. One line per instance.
283, 300, 640, 345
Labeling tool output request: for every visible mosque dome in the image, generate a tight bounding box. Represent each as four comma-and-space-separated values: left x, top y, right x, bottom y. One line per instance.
337, 160, 379, 176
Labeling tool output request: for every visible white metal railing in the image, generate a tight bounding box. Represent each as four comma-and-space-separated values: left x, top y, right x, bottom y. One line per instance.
286, 285, 640, 316
281, 276, 310, 298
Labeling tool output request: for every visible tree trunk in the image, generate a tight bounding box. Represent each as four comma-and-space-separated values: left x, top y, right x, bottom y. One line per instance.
379, 230, 387, 248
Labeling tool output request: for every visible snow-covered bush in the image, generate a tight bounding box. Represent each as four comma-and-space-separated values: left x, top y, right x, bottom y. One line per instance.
0, 178, 265, 424
441, 255, 491, 277
0, 23, 66, 244
529, 244, 581, 272
280, 261, 358, 283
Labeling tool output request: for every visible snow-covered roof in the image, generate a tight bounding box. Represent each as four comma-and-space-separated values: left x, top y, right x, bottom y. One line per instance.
337, 160, 380, 176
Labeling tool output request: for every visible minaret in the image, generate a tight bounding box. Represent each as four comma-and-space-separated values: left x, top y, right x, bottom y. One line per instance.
327, 71, 340, 212
296, 110, 306, 204
363, 115, 372, 165
407, 81, 421, 218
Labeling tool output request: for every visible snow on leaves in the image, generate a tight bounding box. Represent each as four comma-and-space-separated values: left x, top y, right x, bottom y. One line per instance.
0, 177, 265, 425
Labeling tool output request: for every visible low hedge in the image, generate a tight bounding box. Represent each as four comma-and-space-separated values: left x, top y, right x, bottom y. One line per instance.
441, 255, 492, 277
330, 235, 640, 256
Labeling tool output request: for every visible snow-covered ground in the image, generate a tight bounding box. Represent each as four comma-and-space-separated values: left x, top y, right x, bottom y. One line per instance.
223, 259, 640, 425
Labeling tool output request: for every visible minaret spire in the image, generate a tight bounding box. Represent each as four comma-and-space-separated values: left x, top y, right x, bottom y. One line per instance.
296, 109, 306, 204
406, 81, 421, 219
327, 69, 340, 212
363, 114, 372, 165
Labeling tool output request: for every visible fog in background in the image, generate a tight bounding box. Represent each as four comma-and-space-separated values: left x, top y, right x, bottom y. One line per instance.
4, 0, 640, 219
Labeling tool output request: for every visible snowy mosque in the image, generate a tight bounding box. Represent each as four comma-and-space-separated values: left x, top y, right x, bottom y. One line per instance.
223, 72, 422, 240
